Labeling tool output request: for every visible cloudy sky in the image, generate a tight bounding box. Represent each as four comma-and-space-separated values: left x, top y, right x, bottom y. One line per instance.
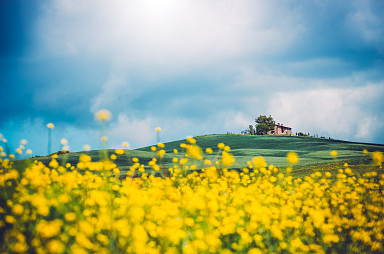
1, 0, 384, 156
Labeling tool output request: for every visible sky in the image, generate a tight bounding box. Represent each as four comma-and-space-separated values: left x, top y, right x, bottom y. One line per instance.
1, 0, 384, 157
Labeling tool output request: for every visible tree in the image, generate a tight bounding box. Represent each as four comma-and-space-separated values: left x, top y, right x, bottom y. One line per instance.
248, 125, 255, 135
255, 115, 275, 135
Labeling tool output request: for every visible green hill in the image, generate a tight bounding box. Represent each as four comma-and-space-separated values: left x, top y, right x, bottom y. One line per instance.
25, 135, 384, 175
137, 134, 384, 167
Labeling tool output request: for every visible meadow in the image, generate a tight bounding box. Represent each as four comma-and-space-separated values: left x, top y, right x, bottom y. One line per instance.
1, 127, 384, 253
28, 134, 384, 178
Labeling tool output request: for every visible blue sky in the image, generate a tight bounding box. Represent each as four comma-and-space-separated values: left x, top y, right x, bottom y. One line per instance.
1, 0, 384, 156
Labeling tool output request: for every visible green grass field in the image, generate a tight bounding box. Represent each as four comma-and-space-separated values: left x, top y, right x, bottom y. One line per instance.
26, 134, 384, 178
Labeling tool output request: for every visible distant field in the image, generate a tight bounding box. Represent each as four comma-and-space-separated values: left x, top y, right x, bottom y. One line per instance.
26, 134, 384, 177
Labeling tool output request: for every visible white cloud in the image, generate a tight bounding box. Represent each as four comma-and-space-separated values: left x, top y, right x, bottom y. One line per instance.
23, 0, 384, 147
90, 74, 130, 113
267, 82, 384, 142
108, 113, 156, 148
36, 0, 303, 72
223, 111, 253, 132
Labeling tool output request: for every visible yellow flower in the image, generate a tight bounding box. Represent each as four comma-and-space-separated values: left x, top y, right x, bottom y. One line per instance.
287, 152, 299, 164
180, 158, 188, 165
83, 145, 91, 151
65, 212, 76, 222
363, 149, 368, 154
5, 215, 16, 224
37, 219, 63, 238
330, 150, 338, 157
155, 127, 162, 132
221, 152, 235, 167
252, 156, 267, 168
206, 148, 213, 154
115, 149, 124, 155
248, 248, 263, 254
95, 109, 111, 121
47, 240, 65, 254
101, 136, 108, 142
47, 123, 55, 129
218, 143, 225, 149
60, 139, 68, 145
79, 154, 92, 162
186, 136, 196, 144
12, 204, 24, 215
157, 150, 166, 158
49, 159, 59, 168
186, 145, 203, 160
372, 151, 383, 167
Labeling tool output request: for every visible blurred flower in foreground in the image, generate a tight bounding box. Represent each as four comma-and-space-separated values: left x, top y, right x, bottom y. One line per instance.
253, 156, 267, 168
115, 149, 124, 155
287, 152, 299, 164
83, 145, 91, 151
330, 150, 338, 157
372, 151, 383, 168
95, 109, 112, 122
47, 123, 54, 129
221, 151, 235, 167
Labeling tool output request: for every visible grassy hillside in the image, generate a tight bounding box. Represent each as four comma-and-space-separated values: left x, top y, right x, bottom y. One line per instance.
138, 134, 384, 167
25, 135, 384, 175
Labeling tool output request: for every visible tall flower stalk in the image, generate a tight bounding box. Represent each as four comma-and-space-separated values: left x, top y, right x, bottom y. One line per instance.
47, 123, 54, 155
155, 127, 161, 144
95, 109, 112, 160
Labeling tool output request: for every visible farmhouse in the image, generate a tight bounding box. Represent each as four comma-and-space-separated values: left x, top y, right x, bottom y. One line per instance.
268, 123, 292, 135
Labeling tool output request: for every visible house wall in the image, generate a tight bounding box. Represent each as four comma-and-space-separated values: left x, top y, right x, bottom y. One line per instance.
268, 124, 292, 135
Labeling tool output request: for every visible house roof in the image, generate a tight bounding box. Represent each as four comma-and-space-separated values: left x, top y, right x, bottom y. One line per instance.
275, 123, 292, 129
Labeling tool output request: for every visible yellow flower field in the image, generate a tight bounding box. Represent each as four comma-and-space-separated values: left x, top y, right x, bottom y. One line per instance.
1, 139, 384, 254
